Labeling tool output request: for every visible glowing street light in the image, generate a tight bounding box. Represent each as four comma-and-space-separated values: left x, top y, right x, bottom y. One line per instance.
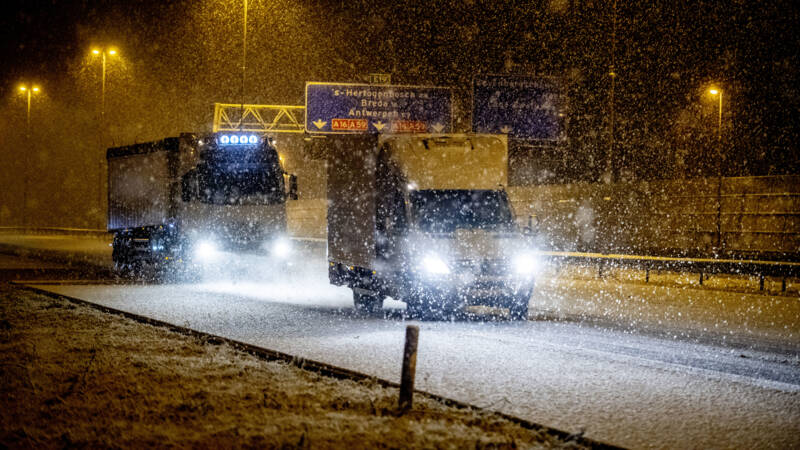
18, 84, 41, 228
708, 87, 723, 140
18, 85, 40, 138
90, 47, 119, 122
708, 86, 724, 250
90, 46, 119, 227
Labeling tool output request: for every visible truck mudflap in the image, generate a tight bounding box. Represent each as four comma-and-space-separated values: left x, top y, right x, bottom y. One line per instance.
329, 262, 385, 291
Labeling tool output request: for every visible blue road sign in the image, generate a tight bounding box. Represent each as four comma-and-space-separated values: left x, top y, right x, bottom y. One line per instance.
305, 82, 452, 134
473, 75, 563, 140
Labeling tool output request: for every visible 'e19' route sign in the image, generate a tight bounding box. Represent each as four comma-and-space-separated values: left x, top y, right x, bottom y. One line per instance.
472, 75, 563, 140
305, 82, 452, 134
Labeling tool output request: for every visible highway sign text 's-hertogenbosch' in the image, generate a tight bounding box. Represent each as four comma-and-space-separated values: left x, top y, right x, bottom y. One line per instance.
305, 82, 452, 134
473, 75, 562, 140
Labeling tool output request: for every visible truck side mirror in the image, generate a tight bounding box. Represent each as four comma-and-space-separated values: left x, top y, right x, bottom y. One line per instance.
181, 170, 198, 202
287, 174, 298, 200
523, 215, 538, 236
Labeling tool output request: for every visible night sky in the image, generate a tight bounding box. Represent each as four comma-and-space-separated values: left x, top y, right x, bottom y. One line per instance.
1, 0, 798, 225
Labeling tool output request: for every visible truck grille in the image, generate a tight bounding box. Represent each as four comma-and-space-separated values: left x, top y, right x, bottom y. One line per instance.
456, 259, 509, 276
221, 221, 263, 243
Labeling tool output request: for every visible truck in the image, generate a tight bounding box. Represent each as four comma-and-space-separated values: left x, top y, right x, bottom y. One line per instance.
320, 133, 537, 320
107, 132, 296, 273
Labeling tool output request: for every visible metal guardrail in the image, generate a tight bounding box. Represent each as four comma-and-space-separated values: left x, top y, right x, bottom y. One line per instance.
542, 250, 800, 292
0, 227, 110, 238
2, 227, 796, 292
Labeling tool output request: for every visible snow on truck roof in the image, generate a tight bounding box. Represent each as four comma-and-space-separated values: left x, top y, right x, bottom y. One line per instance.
380, 134, 508, 190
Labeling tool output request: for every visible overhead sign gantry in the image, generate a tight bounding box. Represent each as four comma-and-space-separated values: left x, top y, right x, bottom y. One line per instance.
213, 103, 305, 133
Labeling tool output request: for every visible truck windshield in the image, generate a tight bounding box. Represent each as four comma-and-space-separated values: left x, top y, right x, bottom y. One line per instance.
206, 145, 269, 169
409, 190, 514, 233
196, 143, 285, 205
201, 170, 284, 205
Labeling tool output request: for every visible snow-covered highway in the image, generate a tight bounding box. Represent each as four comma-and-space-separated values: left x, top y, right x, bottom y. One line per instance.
3, 235, 795, 450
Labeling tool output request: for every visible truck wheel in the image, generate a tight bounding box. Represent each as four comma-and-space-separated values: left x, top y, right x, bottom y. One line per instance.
353, 289, 384, 314
508, 293, 530, 321
405, 297, 427, 319
112, 260, 129, 275
112, 239, 132, 276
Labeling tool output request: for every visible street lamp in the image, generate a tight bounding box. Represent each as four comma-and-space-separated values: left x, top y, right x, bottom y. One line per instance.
18, 84, 41, 228
91, 47, 118, 123
708, 88, 722, 140
708, 87, 724, 251
90, 47, 119, 228
19, 85, 40, 138
240, 0, 248, 130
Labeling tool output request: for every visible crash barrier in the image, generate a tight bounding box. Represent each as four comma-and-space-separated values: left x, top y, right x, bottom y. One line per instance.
2, 227, 797, 291
0, 227, 110, 239
543, 250, 800, 292
509, 175, 800, 260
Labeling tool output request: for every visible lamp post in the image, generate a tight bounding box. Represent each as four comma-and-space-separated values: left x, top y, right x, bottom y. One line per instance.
606, 0, 618, 184
91, 47, 118, 228
709, 88, 722, 140
240, 0, 248, 130
19, 84, 40, 229
91, 47, 118, 127
709, 87, 723, 251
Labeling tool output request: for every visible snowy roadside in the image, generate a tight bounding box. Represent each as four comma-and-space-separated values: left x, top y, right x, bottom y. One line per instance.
2, 231, 797, 348
0, 284, 595, 449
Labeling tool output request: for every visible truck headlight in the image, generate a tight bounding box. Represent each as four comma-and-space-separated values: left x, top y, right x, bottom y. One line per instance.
513, 253, 538, 275
194, 240, 220, 262
422, 254, 450, 275
272, 237, 292, 259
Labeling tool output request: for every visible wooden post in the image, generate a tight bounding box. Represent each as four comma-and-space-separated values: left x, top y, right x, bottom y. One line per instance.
399, 325, 419, 411
699, 272, 704, 286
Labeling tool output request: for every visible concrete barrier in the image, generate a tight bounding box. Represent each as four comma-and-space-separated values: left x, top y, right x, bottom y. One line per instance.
283, 175, 799, 259
508, 175, 800, 258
